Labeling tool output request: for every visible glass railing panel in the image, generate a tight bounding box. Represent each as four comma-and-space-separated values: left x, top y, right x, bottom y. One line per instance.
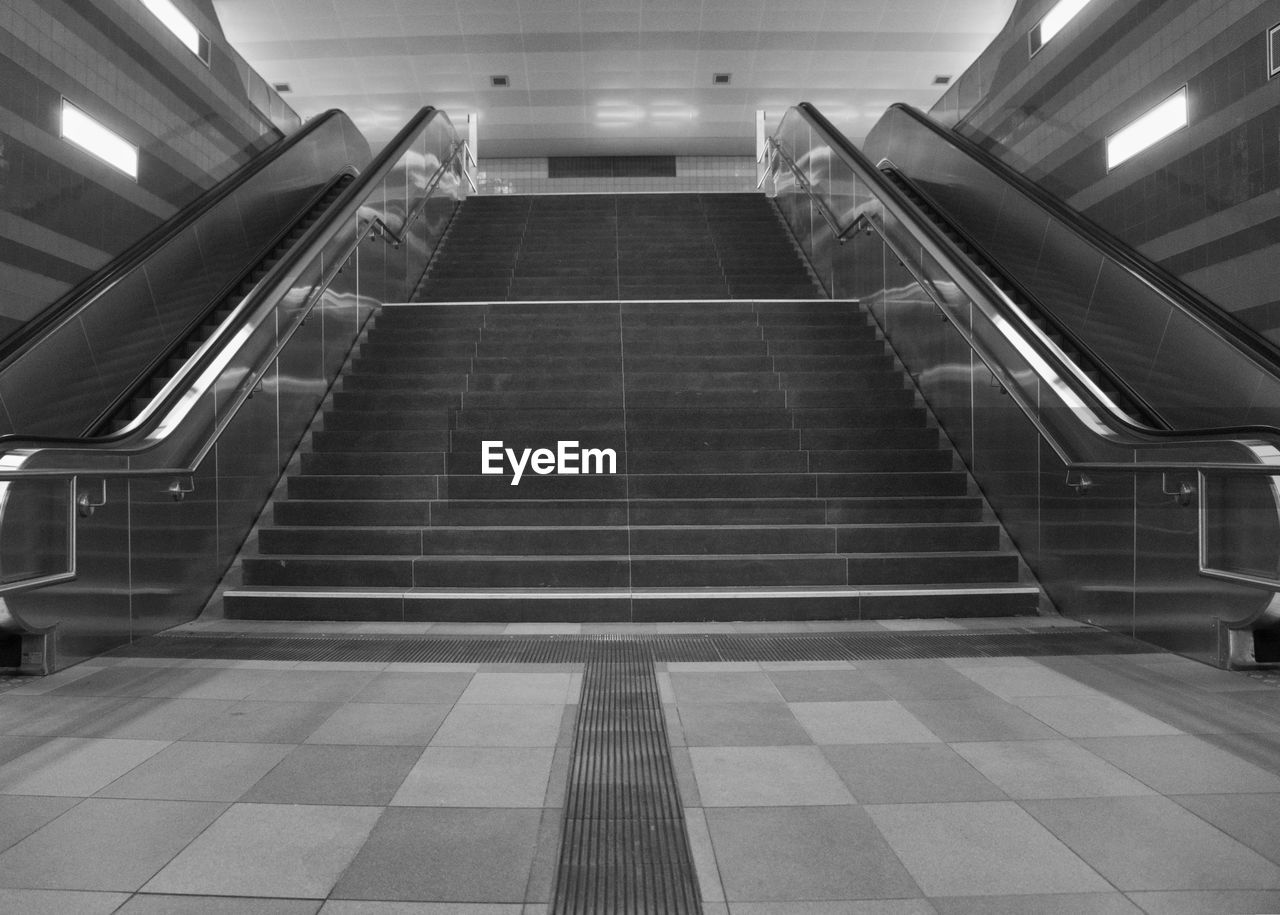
0, 479, 73, 588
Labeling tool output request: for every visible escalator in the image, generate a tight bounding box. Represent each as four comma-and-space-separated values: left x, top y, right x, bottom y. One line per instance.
766, 101, 1280, 667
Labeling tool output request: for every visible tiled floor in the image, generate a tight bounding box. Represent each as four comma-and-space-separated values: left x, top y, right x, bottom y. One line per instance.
1, 618, 1279, 914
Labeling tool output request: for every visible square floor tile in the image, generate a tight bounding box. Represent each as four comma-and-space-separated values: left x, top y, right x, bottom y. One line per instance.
930, 894, 1143, 914
1081, 735, 1280, 794
0, 889, 131, 914
1022, 796, 1280, 890
457, 673, 574, 705
822, 744, 1006, 804
242, 745, 422, 806
790, 701, 940, 745
1014, 696, 1181, 738
859, 663, 993, 700
690, 746, 854, 806
0, 737, 170, 796
953, 665, 1102, 699
182, 700, 342, 744
331, 807, 542, 903
430, 704, 566, 747
144, 803, 382, 898
727, 904, 936, 915
1171, 793, 1280, 865
351, 672, 473, 704
391, 747, 554, 807
0, 795, 78, 853
1124, 890, 1280, 914
899, 698, 1061, 742
305, 703, 451, 746
242, 671, 378, 704
669, 672, 784, 704
705, 805, 919, 901
117, 895, 322, 913
65, 698, 238, 740
950, 740, 1155, 799
764, 670, 889, 702
678, 703, 811, 746
0, 798, 225, 891
97, 741, 293, 802
865, 801, 1109, 896
1, 696, 133, 737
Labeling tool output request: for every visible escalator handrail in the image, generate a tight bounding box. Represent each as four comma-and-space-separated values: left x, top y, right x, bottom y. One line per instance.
0, 111, 346, 372
884, 102, 1280, 377
0, 106, 462, 476
784, 102, 1280, 473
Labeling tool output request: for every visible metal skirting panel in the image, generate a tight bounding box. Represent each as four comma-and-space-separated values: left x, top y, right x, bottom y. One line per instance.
103, 628, 1154, 664
553, 647, 700, 914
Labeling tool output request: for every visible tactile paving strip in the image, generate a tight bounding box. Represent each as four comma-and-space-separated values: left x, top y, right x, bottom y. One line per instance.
552, 642, 701, 914
100, 628, 1155, 665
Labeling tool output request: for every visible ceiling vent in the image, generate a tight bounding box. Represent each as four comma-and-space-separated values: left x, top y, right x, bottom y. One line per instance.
490, 75, 510, 87
272, 82, 292, 93
933, 75, 952, 85
712, 73, 731, 85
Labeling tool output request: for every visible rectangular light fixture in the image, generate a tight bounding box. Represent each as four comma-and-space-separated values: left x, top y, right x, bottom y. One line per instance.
139, 0, 209, 63
1106, 87, 1188, 170
1030, 0, 1093, 54
61, 99, 139, 179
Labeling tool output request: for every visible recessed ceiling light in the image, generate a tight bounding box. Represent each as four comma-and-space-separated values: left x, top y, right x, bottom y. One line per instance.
272, 82, 291, 93
712, 73, 731, 85
491, 75, 510, 87
933, 75, 952, 85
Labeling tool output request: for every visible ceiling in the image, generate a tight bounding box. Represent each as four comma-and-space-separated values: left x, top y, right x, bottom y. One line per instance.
210, 0, 1017, 157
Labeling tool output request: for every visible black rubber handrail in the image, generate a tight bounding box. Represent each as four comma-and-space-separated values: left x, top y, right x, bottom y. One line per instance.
885, 102, 1280, 373
797, 101, 1280, 448
0, 111, 345, 370
0, 106, 448, 452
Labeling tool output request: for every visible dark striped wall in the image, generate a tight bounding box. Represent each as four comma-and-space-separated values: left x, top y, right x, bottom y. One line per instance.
931, 0, 1280, 340
0, 0, 298, 341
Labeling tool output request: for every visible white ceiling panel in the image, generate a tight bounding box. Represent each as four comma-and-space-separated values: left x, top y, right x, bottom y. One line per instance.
215, 0, 1015, 156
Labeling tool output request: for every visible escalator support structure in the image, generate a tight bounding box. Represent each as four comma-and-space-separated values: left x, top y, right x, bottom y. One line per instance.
765, 101, 1280, 668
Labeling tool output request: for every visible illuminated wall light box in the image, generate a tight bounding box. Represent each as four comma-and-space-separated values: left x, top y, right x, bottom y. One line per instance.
61, 100, 139, 179
139, 0, 210, 64
1029, 0, 1093, 54
1105, 87, 1188, 170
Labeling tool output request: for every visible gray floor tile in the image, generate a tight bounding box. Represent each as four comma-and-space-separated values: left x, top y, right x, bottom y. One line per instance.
0, 889, 131, 914
791, 701, 940, 745
1171, 793, 1280, 865
0, 794, 79, 853
0, 797, 224, 891
182, 700, 342, 743
1022, 795, 1280, 890
670, 672, 785, 704
305, 703, 450, 746
899, 698, 1061, 742
683, 807, 724, 903
45, 667, 183, 698
1013, 695, 1182, 738
1123, 890, 1280, 914
351, 672, 474, 704
430, 704, 565, 747
670, 745, 701, 806
330, 807, 542, 902
138, 668, 294, 701
822, 744, 1006, 804
458, 673, 574, 705
705, 805, 919, 901
690, 746, 854, 806
96, 741, 293, 802
0, 695, 134, 737
1080, 734, 1280, 794
242, 745, 422, 805
391, 746, 554, 806
523, 806, 563, 905
241, 671, 379, 703
678, 702, 812, 746
0, 737, 170, 796
64, 698, 238, 740
859, 663, 994, 700
320, 904, 524, 914
727, 903, 935, 914
930, 894, 1142, 914
952, 665, 1101, 699
950, 740, 1155, 799
866, 801, 1109, 896
144, 803, 382, 898
763, 670, 890, 702
0, 734, 44, 765
116, 895, 322, 913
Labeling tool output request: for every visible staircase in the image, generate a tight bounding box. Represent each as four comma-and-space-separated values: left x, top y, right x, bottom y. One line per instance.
221, 192, 1042, 623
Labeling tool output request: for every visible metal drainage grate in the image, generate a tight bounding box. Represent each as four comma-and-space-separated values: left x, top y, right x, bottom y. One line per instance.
102, 628, 1156, 665
552, 643, 700, 914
